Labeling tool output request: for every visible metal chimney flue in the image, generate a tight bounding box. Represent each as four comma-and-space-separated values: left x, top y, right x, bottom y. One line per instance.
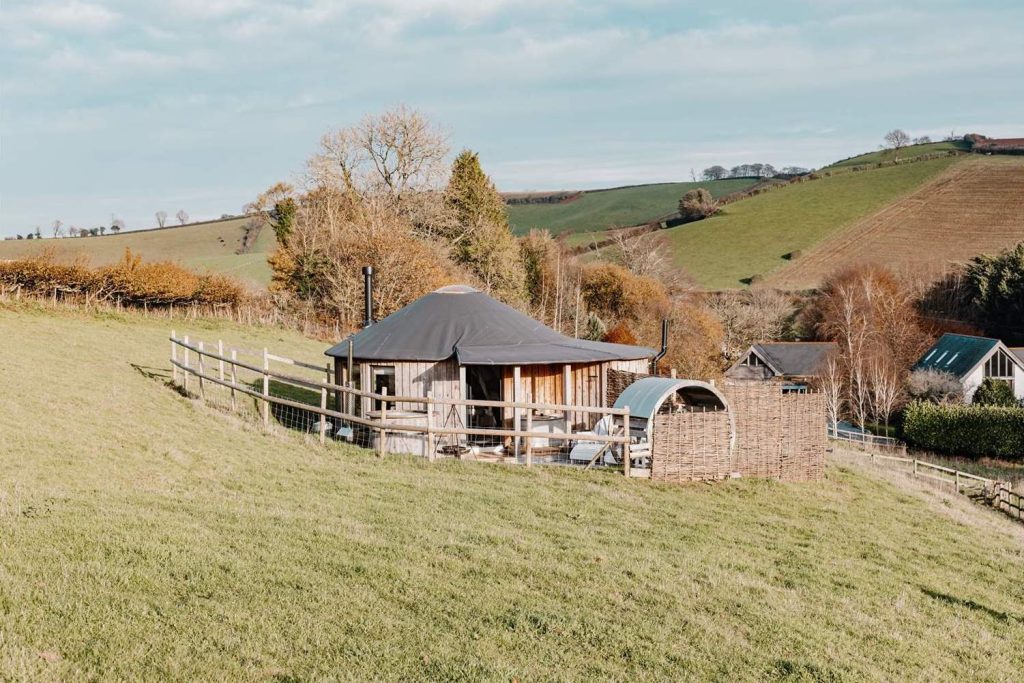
652, 318, 669, 373
362, 266, 374, 328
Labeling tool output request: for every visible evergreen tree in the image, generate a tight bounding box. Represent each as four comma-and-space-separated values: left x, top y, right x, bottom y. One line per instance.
443, 150, 526, 304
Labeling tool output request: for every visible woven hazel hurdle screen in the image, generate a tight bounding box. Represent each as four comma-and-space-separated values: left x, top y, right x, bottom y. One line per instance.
650, 409, 732, 482
607, 370, 826, 483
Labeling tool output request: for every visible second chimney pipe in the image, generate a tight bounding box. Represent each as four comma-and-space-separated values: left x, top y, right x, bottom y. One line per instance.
362, 266, 374, 328
652, 318, 669, 373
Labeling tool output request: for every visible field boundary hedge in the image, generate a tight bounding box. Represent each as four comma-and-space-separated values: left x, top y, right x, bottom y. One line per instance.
903, 401, 1024, 460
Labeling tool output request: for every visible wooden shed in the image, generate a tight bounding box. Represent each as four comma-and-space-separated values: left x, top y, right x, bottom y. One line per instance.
325, 285, 654, 433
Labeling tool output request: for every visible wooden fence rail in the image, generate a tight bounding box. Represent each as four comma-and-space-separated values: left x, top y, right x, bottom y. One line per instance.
834, 446, 1022, 524
170, 333, 637, 474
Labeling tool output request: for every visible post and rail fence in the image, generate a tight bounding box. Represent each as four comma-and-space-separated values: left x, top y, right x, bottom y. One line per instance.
833, 444, 1022, 524
169, 332, 639, 476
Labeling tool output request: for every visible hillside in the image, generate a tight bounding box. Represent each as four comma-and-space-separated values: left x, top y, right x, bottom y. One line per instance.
0, 217, 275, 287
825, 140, 971, 169
507, 179, 757, 237
770, 156, 1024, 289
662, 155, 964, 289
2, 302, 1023, 679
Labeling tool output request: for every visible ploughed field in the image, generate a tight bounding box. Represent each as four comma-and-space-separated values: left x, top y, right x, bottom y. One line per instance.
769, 156, 1024, 289
1, 302, 1023, 680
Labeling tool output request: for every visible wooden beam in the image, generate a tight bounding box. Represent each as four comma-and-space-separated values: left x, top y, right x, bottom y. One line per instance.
513, 365, 521, 459
563, 364, 572, 428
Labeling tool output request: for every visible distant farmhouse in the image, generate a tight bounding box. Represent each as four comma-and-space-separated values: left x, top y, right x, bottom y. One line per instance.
914, 333, 1024, 403
725, 342, 837, 391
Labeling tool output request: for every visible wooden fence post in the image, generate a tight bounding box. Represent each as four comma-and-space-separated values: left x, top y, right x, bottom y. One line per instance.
182, 335, 190, 394
378, 387, 388, 457
913, 459, 918, 478
623, 406, 631, 478
525, 408, 533, 467
426, 391, 435, 462
955, 470, 961, 493
218, 340, 225, 385
170, 330, 177, 385
262, 347, 270, 427
319, 384, 328, 445
229, 349, 238, 412
197, 341, 206, 399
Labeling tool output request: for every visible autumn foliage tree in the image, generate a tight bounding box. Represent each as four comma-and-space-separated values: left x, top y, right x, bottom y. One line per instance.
805, 264, 932, 428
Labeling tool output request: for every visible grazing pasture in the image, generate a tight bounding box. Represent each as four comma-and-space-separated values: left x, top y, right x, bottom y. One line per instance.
825, 140, 971, 169
506, 179, 757, 237
1, 302, 1023, 680
662, 155, 962, 289
0, 217, 275, 287
770, 156, 1024, 289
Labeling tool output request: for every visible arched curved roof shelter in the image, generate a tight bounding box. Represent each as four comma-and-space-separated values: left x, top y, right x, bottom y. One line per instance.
325, 285, 655, 365
612, 376, 735, 450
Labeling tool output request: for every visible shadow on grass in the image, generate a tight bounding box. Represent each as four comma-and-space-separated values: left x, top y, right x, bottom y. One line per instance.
921, 587, 1020, 623
131, 363, 186, 396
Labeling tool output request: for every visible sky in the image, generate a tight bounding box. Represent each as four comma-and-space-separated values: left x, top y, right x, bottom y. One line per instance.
1, 0, 1023, 236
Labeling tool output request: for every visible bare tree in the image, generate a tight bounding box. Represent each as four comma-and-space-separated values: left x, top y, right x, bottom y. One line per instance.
869, 354, 903, 433
156, 211, 168, 228
309, 104, 449, 207
52, 219, 64, 238
111, 219, 125, 234
884, 129, 911, 160
678, 188, 718, 221
912, 135, 932, 145
819, 351, 843, 433
176, 210, 189, 225
707, 290, 794, 362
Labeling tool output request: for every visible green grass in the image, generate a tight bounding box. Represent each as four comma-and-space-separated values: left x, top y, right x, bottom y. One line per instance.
664, 155, 962, 289
507, 179, 758, 236
2, 302, 1023, 679
0, 217, 275, 288
825, 140, 970, 169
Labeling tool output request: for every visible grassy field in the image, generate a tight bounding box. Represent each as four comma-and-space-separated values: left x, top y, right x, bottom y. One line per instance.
824, 140, 970, 169
663, 155, 963, 289
507, 179, 757, 237
0, 217, 275, 287
2, 302, 1023, 679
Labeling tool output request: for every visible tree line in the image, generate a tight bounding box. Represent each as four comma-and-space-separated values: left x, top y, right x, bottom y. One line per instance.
10, 209, 194, 241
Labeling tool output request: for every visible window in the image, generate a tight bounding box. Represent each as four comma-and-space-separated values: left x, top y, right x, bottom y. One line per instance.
984, 350, 1015, 393
742, 352, 764, 367
371, 365, 395, 411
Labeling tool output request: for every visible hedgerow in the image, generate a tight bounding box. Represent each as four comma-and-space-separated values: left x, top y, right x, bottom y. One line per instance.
902, 400, 1024, 460
0, 249, 245, 307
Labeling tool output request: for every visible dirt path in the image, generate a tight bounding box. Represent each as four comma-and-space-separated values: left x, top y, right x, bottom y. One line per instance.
769, 156, 1024, 289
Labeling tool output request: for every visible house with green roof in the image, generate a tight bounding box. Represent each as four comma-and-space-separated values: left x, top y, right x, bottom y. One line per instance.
913, 333, 1024, 403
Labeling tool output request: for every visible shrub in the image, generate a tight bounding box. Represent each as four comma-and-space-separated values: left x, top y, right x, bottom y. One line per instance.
0, 250, 245, 308
906, 368, 964, 404
972, 378, 1018, 407
677, 188, 717, 221
902, 401, 1024, 460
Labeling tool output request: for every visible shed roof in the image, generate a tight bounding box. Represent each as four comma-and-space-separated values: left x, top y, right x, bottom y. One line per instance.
612, 377, 729, 423
325, 285, 655, 365
913, 333, 999, 378
1012, 348, 1024, 365
739, 342, 836, 378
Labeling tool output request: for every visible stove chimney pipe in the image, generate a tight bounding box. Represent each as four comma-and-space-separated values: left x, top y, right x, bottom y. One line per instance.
362, 266, 374, 328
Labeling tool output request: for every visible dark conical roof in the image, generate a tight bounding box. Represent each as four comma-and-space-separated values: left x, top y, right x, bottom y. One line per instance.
325, 285, 655, 365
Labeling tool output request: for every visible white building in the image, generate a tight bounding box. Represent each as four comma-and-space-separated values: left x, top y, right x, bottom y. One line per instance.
913, 333, 1024, 403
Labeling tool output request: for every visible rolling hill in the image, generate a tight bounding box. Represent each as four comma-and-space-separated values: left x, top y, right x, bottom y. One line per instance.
0, 217, 276, 287
2, 301, 1022, 679
769, 155, 1024, 289
824, 139, 971, 169
506, 178, 758, 237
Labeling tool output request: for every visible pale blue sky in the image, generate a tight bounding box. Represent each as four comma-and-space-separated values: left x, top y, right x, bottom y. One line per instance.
2, 0, 1022, 235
